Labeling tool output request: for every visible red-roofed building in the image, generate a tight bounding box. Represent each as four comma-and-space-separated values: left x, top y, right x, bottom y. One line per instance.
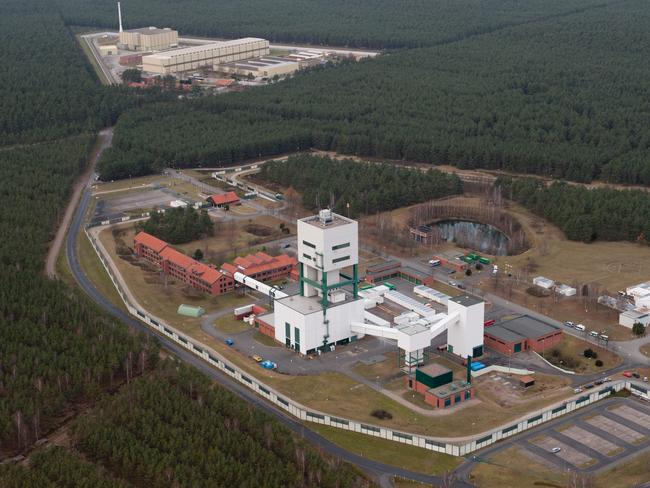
132, 232, 294, 296
224, 251, 296, 282
207, 192, 240, 207
160, 247, 196, 282
134, 231, 169, 266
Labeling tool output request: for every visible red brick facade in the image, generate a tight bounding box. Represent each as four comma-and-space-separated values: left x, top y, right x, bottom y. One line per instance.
133, 231, 295, 297
483, 329, 563, 355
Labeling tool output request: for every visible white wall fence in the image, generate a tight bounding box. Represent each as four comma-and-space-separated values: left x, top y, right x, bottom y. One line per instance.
84, 226, 650, 457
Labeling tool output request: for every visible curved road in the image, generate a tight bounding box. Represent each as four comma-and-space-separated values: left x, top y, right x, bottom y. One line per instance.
66, 162, 466, 487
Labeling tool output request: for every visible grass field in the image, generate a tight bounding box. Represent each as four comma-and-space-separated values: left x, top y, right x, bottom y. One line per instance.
253, 331, 281, 347
640, 343, 650, 358
214, 315, 250, 334
308, 424, 461, 476
77, 231, 126, 312
596, 450, 650, 487
541, 333, 621, 374
470, 447, 567, 488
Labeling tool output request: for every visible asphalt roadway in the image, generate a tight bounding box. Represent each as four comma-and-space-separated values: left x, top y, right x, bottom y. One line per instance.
67, 186, 467, 487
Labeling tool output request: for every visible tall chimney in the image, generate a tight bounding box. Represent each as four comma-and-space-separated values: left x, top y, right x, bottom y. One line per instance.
117, 2, 123, 32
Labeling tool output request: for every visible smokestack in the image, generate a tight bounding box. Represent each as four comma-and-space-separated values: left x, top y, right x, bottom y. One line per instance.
117, 2, 123, 32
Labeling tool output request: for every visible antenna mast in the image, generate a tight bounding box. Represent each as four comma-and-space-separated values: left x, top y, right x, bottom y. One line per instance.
117, 2, 123, 32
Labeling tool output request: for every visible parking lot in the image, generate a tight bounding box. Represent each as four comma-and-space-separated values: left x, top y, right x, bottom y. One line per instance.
508, 398, 650, 473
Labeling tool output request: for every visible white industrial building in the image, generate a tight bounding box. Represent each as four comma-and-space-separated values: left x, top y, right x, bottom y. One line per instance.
236, 210, 485, 365
619, 281, 650, 328
217, 57, 299, 78
115, 2, 178, 52
141, 38, 270, 75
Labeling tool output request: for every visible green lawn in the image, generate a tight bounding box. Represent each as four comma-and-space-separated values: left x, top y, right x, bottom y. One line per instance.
253, 331, 281, 347
308, 424, 461, 476
214, 315, 251, 334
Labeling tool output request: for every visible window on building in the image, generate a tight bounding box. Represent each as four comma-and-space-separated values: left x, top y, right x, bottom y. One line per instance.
285, 322, 290, 341
303, 253, 312, 260
302, 240, 316, 248
294, 327, 300, 347
444, 398, 451, 407
455, 395, 461, 403
332, 256, 350, 264
332, 242, 350, 251
465, 391, 471, 400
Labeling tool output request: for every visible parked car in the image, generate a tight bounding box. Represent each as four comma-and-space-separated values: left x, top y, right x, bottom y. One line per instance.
595, 379, 604, 385
584, 384, 594, 389
252, 355, 263, 363
573, 387, 583, 394
551, 447, 562, 453
644, 377, 648, 383
564, 321, 575, 328
623, 371, 633, 378
575, 324, 586, 331
225, 338, 234, 346
589, 330, 599, 337
633, 372, 641, 379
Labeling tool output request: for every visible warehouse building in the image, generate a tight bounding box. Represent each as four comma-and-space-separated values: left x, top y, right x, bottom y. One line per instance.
142, 38, 270, 75
217, 57, 299, 78
483, 315, 563, 355
364, 260, 434, 286
119, 27, 178, 51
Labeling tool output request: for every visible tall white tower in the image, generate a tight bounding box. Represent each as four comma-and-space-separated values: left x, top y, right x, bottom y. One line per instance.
447, 295, 485, 358
296, 209, 359, 305
117, 2, 123, 32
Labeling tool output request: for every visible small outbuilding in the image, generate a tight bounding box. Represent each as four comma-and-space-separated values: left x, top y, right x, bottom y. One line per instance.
207, 191, 240, 207
177, 304, 205, 317
533, 276, 555, 289
519, 375, 535, 388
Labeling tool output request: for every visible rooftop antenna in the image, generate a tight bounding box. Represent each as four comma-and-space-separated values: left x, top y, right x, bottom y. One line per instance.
117, 2, 123, 32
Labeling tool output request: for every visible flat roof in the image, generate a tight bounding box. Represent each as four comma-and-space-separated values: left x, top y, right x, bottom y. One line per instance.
300, 212, 355, 229
417, 363, 451, 377
486, 315, 561, 343
124, 27, 175, 35
145, 38, 267, 60
450, 295, 483, 307
428, 380, 472, 399
275, 292, 357, 315
394, 322, 430, 336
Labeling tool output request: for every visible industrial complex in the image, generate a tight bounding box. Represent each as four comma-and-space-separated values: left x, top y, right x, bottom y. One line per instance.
141, 38, 270, 75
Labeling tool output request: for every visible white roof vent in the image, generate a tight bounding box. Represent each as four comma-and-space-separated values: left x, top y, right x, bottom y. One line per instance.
318, 209, 333, 225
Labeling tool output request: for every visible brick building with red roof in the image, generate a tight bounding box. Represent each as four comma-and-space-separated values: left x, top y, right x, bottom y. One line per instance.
207, 192, 240, 208
133, 231, 294, 296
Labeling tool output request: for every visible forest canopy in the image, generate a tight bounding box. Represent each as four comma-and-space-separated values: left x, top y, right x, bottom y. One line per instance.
259, 155, 462, 216
496, 177, 650, 244
55, 0, 609, 49
98, 0, 650, 186
137, 207, 214, 244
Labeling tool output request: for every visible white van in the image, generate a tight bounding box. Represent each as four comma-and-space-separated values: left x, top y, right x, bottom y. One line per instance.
599, 334, 609, 341
589, 330, 599, 337
575, 324, 586, 331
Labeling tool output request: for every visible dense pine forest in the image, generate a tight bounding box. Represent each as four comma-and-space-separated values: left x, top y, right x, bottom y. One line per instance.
496, 178, 650, 244
260, 155, 462, 216
0, 1, 171, 146
98, 0, 650, 185
138, 207, 214, 244
55, 0, 607, 49
0, 364, 371, 487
